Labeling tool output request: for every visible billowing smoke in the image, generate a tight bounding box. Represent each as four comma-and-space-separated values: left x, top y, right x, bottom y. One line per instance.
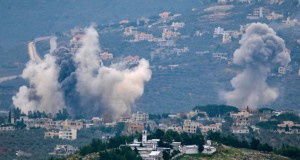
222, 23, 291, 108
49, 36, 57, 53
12, 54, 65, 114
13, 25, 151, 118
74, 26, 152, 118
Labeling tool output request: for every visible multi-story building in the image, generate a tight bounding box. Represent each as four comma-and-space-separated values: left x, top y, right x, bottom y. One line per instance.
127, 123, 144, 134
131, 112, 149, 122
134, 32, 154, 41
222, 32, 231, 43
167, 125, 183, 134
278, 67, 286, 75
44, 130, 59, 139
230, 110, 252, 119
200, 123, 222, 134
59, 129, 77, 140
92, 117, 103, 127
234, 117, 251, 126
100, 52, 113, 60
62, 120, 83, 130
183, 120, 202, 133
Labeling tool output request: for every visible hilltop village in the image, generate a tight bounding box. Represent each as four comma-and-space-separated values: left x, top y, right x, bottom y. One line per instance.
0, 0, 300, 160
1, 105, 300, 159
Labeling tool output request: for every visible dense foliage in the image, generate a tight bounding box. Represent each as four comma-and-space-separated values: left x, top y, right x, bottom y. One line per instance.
273, 113, 300, 123
207, 131, 300, 159
193, 105, 239, 117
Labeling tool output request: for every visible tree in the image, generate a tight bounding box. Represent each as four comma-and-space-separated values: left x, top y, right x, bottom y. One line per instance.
193, 105, 238, 117
146, 124, 151, 133
115, 122, 125, 136
162, 150, 170, 160
196, 127, 202, 135
258, 143, 273, 152
13, 107, 21, 120
250, 138, 260, 150
278, 145, 300, 159
285, 124, 290, 132
55, 108, 69, 120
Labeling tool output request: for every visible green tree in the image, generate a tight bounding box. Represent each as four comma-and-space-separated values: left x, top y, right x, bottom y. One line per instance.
250, 138, 260, 150
258, 143, 273, 152
162, 150, 170, 160
285, 124, 290, 132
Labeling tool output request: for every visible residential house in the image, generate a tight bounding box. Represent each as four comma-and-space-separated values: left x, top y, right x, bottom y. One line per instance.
59, 129, 77, 140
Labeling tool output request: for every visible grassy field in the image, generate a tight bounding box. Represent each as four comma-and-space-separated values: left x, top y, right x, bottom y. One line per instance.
175, 145, 290, 160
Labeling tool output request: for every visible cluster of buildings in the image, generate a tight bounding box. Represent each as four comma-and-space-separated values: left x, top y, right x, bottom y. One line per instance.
126, 130, 216, 160
277, 121, 300, 134
246, 7, 284, 20
123, 56, 140, 65
231, 110, 254, 134
122, 11, 190, 60
49, 145, 78, 157
282, 17, 299, 27
213, 26, 241, 43
69, 28, 114, 61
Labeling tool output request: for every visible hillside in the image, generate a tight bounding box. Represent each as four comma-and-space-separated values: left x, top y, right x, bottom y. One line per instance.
176, 145, 290, 160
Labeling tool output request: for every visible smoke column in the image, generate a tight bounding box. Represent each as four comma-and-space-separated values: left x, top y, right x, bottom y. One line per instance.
222, 23, 291, 108
74, 26, 152, 118
50, 36, 57, 54
12, 54, 65, 114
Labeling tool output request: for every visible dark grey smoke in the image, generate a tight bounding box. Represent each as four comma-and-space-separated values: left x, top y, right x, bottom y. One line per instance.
222, 23, 291, 108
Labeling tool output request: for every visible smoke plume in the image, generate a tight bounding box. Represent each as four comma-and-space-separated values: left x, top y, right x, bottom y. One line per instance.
49, 36, 57, 54
12, 54, 65, 114
222, 23, 291, 108
74, 26, 152, 118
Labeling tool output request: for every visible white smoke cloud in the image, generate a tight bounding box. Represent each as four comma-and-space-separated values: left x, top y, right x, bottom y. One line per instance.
222, 23, 291, 108
74, 26, 152, 118
13, 54, 65, 114
49, 36, 57, 54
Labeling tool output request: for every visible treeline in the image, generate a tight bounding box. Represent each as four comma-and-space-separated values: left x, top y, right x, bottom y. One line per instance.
207, 132, 300, 160
10, 107, 70, 120
149, 113, 170, 120
192, 104, 239, 117
68, 136, 141, 160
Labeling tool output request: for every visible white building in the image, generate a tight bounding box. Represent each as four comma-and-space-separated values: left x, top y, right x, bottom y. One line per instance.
132, 112, 149, 121
148, 151, 163, 160
232, 126, 249, 134
127, 130, 161, 159
49, 145, 78, 156
180, 145, 199, 154
222, 32, 231, 43
213, 27, 225, 37
278, 67, 286, 75
230, 110, 252, 118
202, 140, 216, 155
171, 22, 185, 30
100, 52, 113, 60
59, 129, 77, 140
